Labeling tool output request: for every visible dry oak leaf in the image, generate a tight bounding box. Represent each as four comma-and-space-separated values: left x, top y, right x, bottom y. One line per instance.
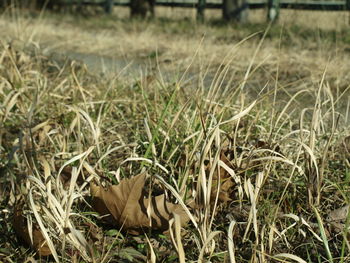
213, 151, 235, 202
13, 204, 52, 256
327, 205, 350, 233
179, 150, 235, 204
90, 173, 189, 233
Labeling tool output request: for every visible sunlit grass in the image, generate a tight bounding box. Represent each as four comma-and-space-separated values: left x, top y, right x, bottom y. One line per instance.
0, 7, 350, 263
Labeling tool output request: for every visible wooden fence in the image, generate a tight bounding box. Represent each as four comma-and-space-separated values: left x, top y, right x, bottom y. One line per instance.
65, 0, 350, 21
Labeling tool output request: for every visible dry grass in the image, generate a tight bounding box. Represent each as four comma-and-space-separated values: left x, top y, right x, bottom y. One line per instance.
1, 7, 350, 92
0, 6, 350, 263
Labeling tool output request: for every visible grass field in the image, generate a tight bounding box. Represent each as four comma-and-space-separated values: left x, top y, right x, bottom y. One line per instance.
0, 6, 350, 263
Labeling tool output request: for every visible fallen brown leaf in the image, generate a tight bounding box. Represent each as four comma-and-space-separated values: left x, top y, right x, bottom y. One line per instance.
212, 151, 235, 203
59, 166, 87, 188
90, 173, 189, 233
327, 205, 350, 233
179, 149, 235, 204
13, 203, 52, 256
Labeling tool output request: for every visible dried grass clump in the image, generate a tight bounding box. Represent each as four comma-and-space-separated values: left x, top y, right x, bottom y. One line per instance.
0, 16, 350, 263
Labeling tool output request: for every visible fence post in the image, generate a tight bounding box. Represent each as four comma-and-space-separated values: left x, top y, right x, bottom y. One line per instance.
104, 0, 114, 13
267, 0, 279, 22
197, 0, 206, 21
347, 0, 350, 25
223, 0, 248, 22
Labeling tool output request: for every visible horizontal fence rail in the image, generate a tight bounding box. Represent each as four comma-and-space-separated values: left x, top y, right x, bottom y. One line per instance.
278, 1, 347, 10
65, 0, 349, 10
153, 1, 348, 10
47, 0, 350, 22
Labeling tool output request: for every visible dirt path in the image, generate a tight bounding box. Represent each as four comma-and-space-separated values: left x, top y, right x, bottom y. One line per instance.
62, 50, 350, 124
65, 51, 146, 76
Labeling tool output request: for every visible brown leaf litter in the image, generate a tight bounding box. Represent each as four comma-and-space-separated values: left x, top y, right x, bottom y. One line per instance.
90, 173, 189, 234
327, 205, 350, 233
210, 150, 236, 203
12, 203, 51, 256
181, 148, 236, 204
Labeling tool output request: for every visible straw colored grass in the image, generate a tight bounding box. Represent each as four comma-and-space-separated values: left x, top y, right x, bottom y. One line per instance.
0, 6, 350, 263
